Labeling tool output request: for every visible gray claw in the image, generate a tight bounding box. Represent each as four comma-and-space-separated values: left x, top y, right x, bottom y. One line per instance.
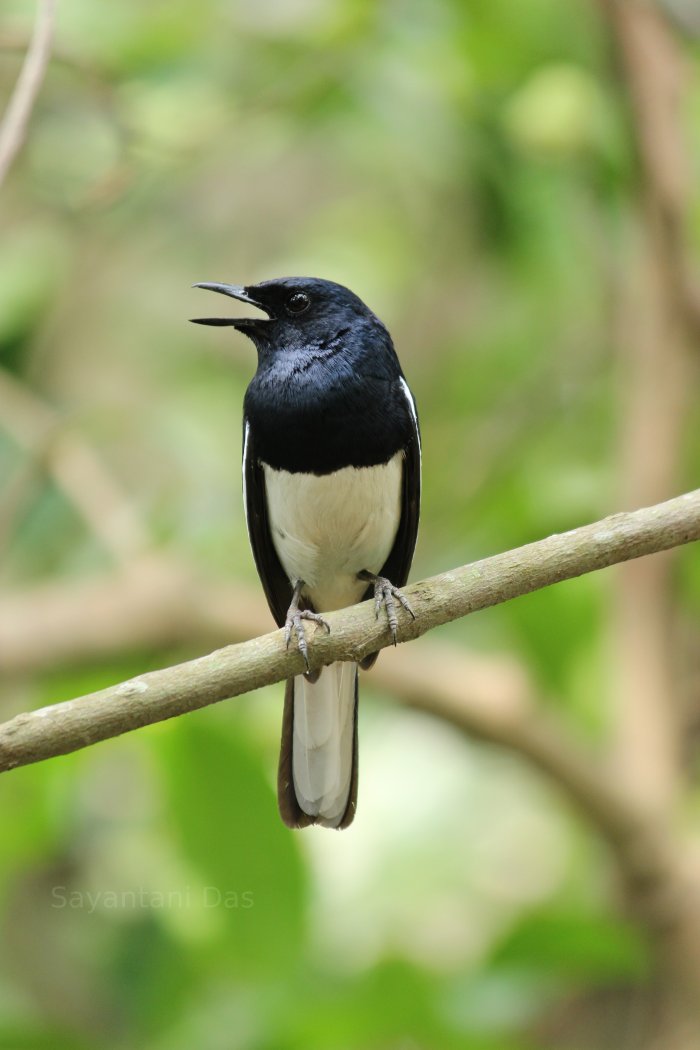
284, 595, 331, 670
360, 571, 415, 644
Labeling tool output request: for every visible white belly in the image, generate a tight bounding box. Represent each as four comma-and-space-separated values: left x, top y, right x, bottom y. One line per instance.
262, 453, 403, 612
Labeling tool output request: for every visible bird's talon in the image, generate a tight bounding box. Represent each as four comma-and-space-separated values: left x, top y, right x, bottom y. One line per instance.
360, 572, 413, 640
283, 584, 330, 667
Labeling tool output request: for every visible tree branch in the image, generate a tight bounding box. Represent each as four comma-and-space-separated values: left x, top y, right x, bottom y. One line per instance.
0, 488, 698, 774
0, 0, 56, 188
0, 553, 671, 861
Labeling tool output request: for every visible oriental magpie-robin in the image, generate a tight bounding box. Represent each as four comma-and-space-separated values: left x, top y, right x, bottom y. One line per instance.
192, 277, 420, 828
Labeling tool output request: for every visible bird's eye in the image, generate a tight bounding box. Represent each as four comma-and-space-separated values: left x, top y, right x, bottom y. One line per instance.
286, 291, 310, 315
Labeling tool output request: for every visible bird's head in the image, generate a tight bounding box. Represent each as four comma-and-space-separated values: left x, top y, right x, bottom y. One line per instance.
191, 276, 382, 352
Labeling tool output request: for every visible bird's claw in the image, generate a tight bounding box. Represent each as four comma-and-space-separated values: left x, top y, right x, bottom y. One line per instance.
359, 571, 415, 645
284, 605, 331, 670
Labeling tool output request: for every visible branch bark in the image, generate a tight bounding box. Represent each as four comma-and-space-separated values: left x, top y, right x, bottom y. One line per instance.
0, 552, 674, 873
0, 488, 698, 774
0, 552, 644, 843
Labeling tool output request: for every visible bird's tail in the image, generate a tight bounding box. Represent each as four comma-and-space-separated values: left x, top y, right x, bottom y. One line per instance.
278, 662, 358, 829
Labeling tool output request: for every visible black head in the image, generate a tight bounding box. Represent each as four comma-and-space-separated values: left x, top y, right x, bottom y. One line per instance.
191, 276, 383, 352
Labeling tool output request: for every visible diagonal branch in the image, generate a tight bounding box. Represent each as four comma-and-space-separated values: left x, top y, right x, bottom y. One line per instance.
0, 0, 56, 188
0, 553, 670, 862
0, 488, 698, 775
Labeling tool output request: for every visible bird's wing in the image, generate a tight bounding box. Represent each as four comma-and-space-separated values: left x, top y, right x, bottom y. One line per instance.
243, 418, 293, 627
376, 375, 421, 589
359, 377, 420, 672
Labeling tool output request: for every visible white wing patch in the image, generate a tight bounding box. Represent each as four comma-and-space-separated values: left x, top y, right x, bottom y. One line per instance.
242, 419, 252, 545
399, 375, 421, 458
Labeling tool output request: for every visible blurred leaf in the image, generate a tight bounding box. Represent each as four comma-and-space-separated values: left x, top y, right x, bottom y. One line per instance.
278, 957, 527, 1050
0, 1027, 91, 1050
156, 714, 308, 975
502, 576, 600, 695
108, 912, 196, 1036
0, 761, 65, 887
490, 909, 649, 981
0, 225, 69, 366
502, 64, 610, 158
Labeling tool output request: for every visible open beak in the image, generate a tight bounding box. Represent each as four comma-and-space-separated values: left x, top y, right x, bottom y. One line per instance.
190, 282, 272, 328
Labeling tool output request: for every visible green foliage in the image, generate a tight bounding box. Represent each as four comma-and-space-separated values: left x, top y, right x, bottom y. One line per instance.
157, 715, 308, 975
1, 0, 699, 1046
491, 909, 649, 982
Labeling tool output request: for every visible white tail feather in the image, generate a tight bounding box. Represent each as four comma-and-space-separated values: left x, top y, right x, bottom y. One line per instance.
292, 661, 357, 828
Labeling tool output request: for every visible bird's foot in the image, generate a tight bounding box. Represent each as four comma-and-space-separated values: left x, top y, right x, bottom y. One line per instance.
284, 580, 331, 671
357, 570, 415, 644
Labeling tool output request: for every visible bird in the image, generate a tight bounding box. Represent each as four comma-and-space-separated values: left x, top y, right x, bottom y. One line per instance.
191, 277, 420, 828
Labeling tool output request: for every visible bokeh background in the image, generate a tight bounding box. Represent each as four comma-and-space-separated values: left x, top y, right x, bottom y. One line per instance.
1, 1, 700, 1048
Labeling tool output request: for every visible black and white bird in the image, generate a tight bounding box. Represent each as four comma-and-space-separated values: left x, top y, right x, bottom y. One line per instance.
192, 277, 420, 829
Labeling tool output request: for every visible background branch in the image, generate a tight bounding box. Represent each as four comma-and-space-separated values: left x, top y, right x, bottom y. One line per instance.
0, 0, 56, 188
589, 9, 700, 1044
600, 0, 696, 819
601, 0, 700, 338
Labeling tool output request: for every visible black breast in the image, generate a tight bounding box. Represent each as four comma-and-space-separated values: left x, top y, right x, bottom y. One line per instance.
244, 365, 413, 475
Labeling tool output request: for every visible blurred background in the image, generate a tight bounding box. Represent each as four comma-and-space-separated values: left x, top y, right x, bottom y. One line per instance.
1, 0, 699, 1048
